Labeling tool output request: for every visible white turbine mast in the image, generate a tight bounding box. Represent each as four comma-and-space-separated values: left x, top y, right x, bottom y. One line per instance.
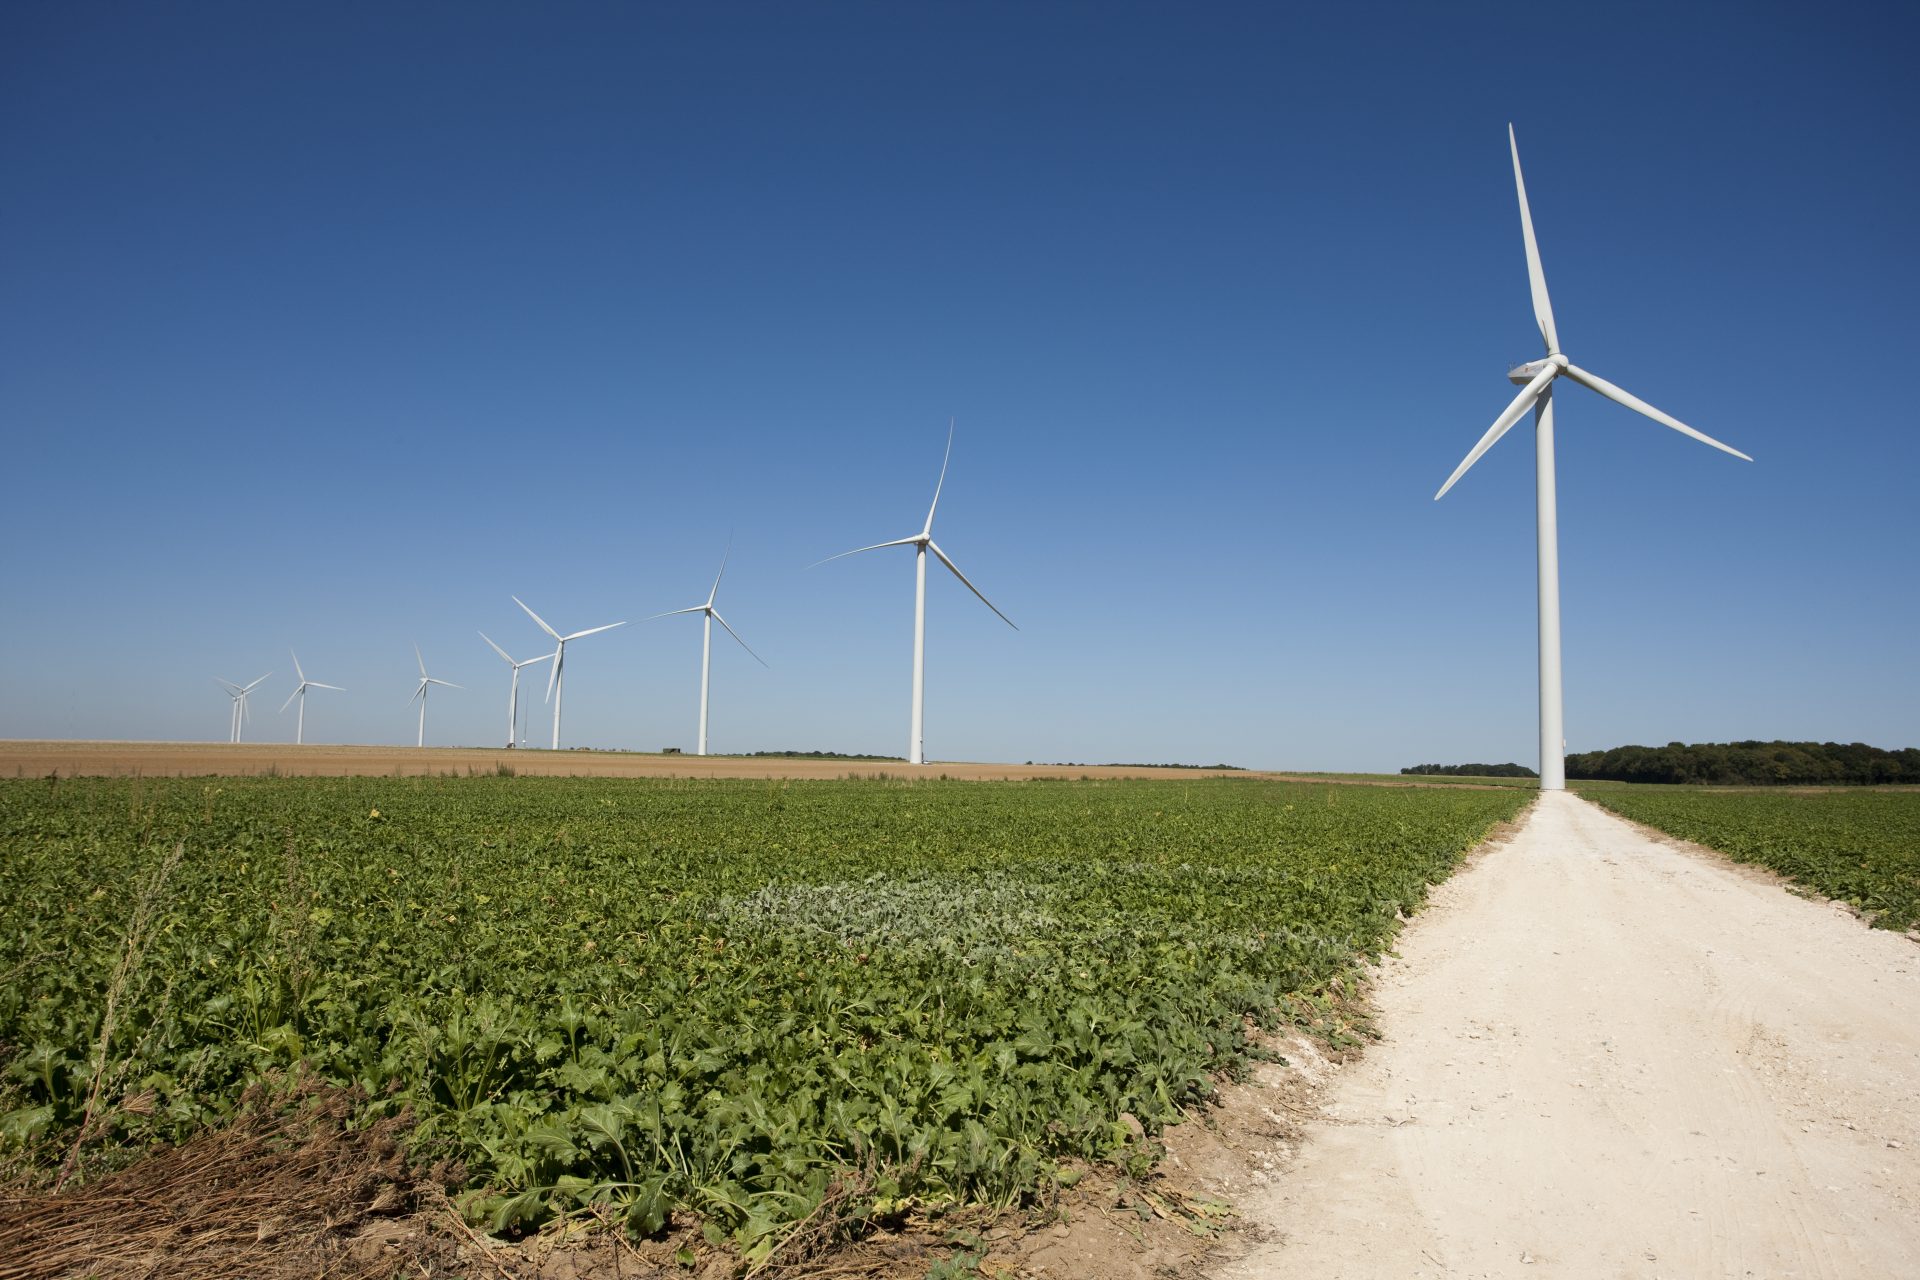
815, 420, 1016, 765
279, 650, 343, 745
648, 538, 766, 756
407, 643, 461, 748
512, 598, 626, 751
1434, 124, 1751, 791
215, 672, 272, 744
480, 631, 554, 749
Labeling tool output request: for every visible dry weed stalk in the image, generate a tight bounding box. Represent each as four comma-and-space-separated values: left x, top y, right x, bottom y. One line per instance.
53, 840, 184, 1192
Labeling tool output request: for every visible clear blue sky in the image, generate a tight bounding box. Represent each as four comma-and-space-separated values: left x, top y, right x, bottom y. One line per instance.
3, 2, 1914, 769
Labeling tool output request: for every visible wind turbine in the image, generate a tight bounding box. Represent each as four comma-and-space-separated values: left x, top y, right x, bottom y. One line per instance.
214, 673, 272, 743
407, 644, 461, 748
280, 650, 343, 745
648, 541, 766, 756
511, 598, 626, 750
815, 422, 1016, 765
1434, 125, 1752, 791
479, 632, 553, 749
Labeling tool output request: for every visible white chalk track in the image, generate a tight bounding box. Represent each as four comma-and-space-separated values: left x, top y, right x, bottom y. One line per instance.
1218, 790, 1920, 1279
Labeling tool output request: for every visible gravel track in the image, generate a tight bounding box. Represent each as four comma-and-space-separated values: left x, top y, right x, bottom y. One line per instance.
1218, 790, 1920, 1279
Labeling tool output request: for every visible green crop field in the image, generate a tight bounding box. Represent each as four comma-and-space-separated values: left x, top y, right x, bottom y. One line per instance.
0, 775, 1525, 1260
1580, 786, 1920, 930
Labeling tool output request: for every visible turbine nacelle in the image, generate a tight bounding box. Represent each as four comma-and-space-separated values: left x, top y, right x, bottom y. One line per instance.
1508, 354, 1568, 384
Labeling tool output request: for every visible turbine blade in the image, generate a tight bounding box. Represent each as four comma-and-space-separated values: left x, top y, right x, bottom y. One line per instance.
428, 678, 463, 689
1433, 363, 1559, 500
244, 672, 273, 691
710, 610, 769, 667
215, 677, 241, 693
645, 605, 708, 621
290, 650, 305, 681
513, 596, 562, 640
709, 535, 731, 607
563, 620, 627, 641
281, 686, 300, 713
926, 540, 1017, 630
479, 631, 514, 665
408, 679, 427, 705
414, 642, 426, 676
311, 682, 344, 691
520, 652, 556, 669
1510, 124, 1559, 354
545, 646, 562, 703
924, 418, 955, 533
807, 536, 920, 569
1561, 363, 1754, 462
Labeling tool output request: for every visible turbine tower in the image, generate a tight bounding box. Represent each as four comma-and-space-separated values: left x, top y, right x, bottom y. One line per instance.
407, 644, 461, 748
280, 650, 343, 745
816, 422, 1016, 765
479, 632, 553, 749
648, 540, 766, 756
215, 672, 272, 743
512, 598, 626, 750
1434, 125, 1751, 790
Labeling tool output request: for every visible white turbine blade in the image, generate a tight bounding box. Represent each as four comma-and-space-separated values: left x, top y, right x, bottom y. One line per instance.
1510, 124, 1559, 354
710, 611, 769, 667
807, 536, 920, 569
513, 596, 562, 640
244, 672, 273, 692
646, 605, 708, 622
563, 620, 626, 642
281, 686, 301, 713
408, 679, 427, 706
479, 631, 515, 665
519, 652, 555, 669
215, 677, 242, 694
1433, 363, 1560, 500
310, 681, 344, 691
291, 650, 305, 682
1561, 363, 1753, 462
545, 647, 562, 703
414, 642, 427, 677
926, 540, 1017, 630
923, 418, 956, 533
708, 536, 731, 607
427, 678, 463, 689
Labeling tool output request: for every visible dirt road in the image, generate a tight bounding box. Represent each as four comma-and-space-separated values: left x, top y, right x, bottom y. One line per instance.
1218, 790, 1920, 1279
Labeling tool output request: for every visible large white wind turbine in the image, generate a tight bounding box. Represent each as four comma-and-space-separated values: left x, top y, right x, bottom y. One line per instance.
215, 672, 272, 743
648, 541, 766, 756
512, 598, 626, 750
479, 632, 553, 749
280, 651, 343, 745
816, 422, 1016, 765
407, 644, 461, 748
1434, 125, 1752, 791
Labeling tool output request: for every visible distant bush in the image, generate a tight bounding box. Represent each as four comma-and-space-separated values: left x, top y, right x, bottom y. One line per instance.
1401, 763, 1538, 778
1566, 740, 1920, 787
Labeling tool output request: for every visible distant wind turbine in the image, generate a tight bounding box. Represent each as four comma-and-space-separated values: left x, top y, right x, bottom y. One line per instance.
815, 421, 1016, 765
280, 650, 343, 745
479, 632, 553, 749
1434, 125, 1752, 791
648, 540, 766, 756
215, 672, 272, 744
407, 644, 461, 747
512, 598, 626, 750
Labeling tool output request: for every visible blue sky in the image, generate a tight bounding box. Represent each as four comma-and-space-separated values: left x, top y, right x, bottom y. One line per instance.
2, 1, 1914, 770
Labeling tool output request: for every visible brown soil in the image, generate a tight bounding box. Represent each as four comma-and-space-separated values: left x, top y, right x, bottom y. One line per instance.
0, 740, 1257, 783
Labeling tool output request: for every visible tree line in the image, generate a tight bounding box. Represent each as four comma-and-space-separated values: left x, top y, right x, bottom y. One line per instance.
1401, 762, 1538, 778
1567, 740, 1920, 786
